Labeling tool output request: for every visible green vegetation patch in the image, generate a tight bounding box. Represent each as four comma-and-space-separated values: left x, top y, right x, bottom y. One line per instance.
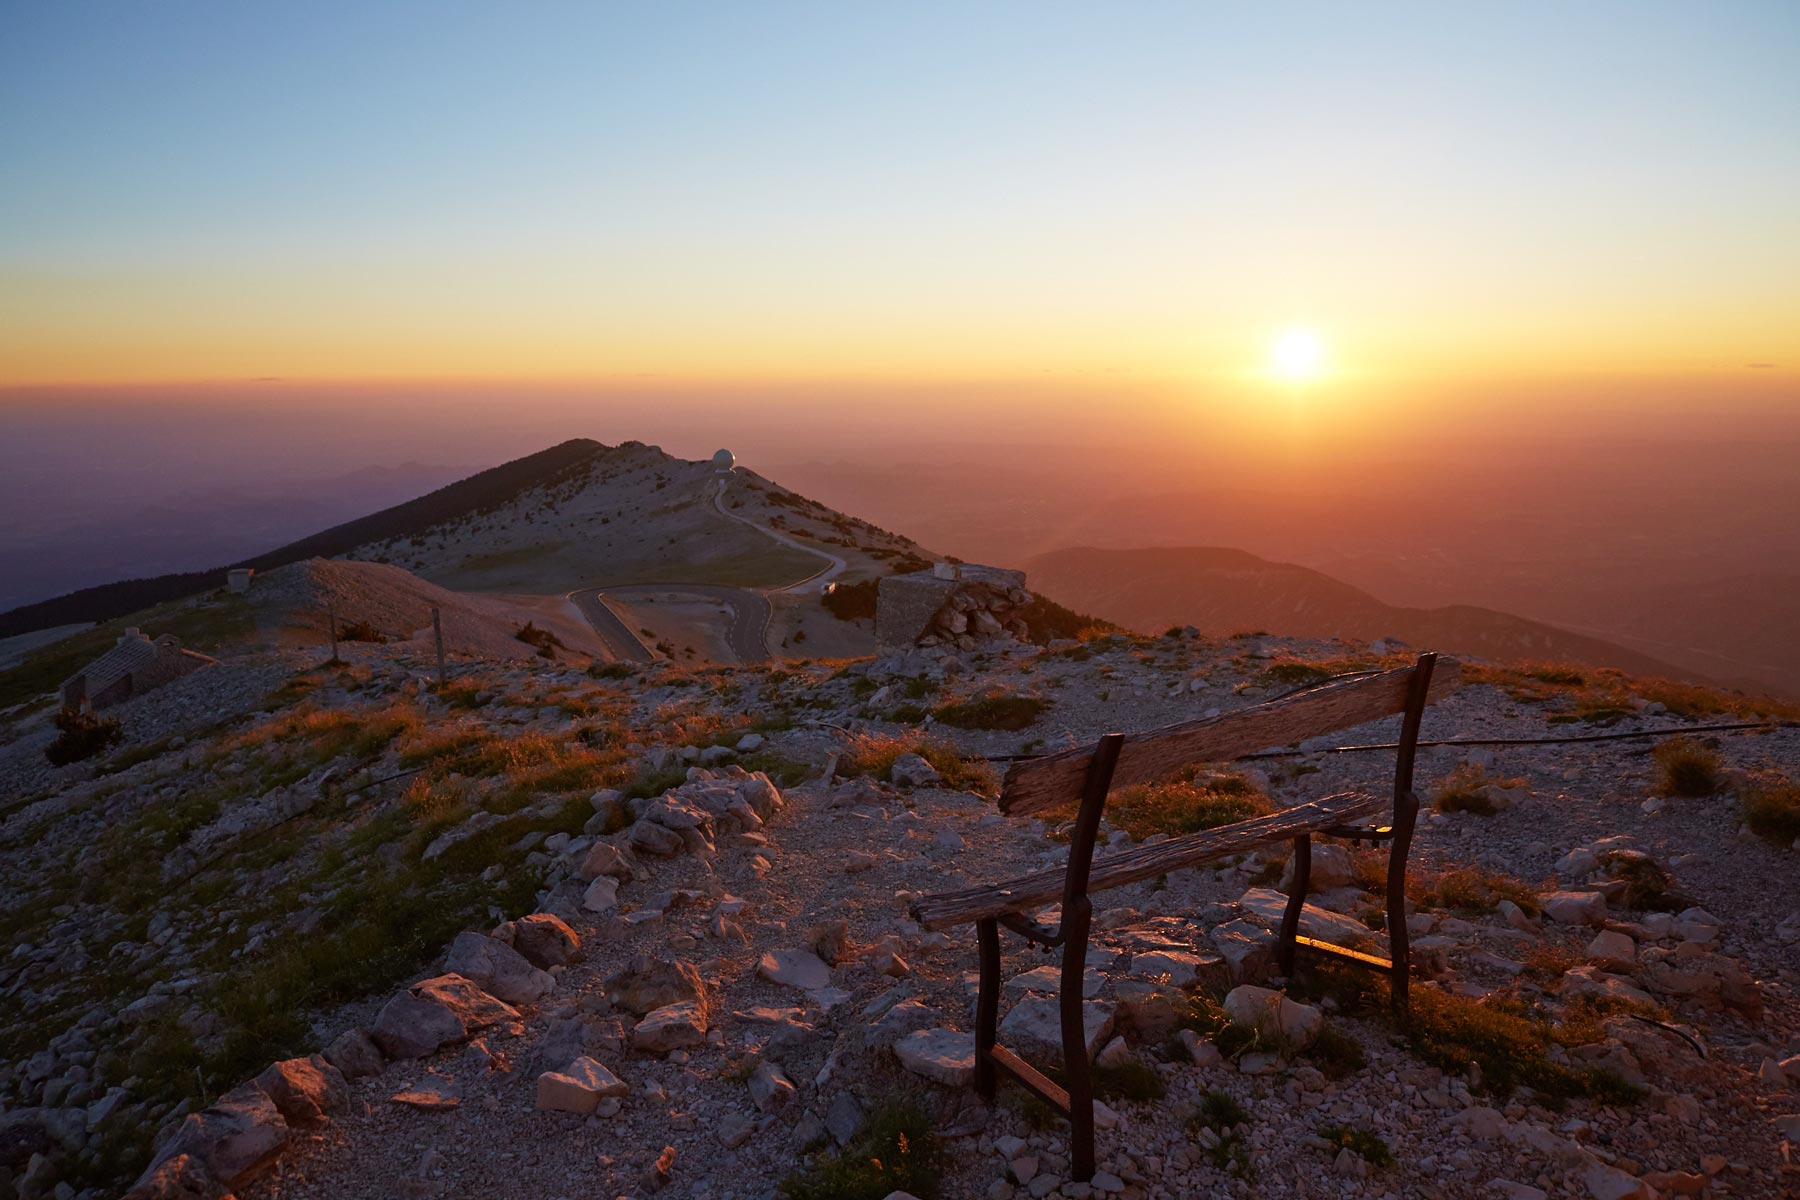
778, 1098, 942, 1200
932, 691, 1047, 731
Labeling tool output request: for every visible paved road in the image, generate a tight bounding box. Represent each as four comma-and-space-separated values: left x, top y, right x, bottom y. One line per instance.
565, 589, 656, 663
604, 584, 771, 665
712, 477, 848, 595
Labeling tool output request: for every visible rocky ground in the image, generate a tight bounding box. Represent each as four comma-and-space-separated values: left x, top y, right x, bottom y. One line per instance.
2, 630, 1798, 1200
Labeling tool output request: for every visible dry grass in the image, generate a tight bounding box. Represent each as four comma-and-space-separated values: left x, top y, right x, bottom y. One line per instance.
1412, 865, 1541, 916
1431, 764, 1526, 816
1651, 736, 1723, 797
1096, 766, 1272, 840
838, 730, 998, 795
1466, 661, 1800, 723
1742, 771, 1800, 845
932, 690, 1048, 731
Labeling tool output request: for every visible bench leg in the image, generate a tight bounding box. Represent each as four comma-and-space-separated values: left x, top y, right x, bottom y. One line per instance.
1061, 895, 1096, 1182
1277, 833, 1311, 975
975, 918, 1000, 1099
1387, 826, 1413, 1018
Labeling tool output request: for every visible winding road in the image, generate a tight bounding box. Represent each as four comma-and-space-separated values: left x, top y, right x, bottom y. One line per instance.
566, 472, 841, 665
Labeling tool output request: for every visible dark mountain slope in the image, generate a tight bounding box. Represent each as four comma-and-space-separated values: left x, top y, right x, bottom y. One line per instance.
1027, 545, 1702, 682
0, 439, 606, 637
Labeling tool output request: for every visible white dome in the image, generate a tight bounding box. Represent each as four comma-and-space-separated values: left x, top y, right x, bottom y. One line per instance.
711, 448, 736, 469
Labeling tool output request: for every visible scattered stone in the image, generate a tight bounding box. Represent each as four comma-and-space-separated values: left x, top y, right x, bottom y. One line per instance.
894, 1028, 976, 1086
634, 1002, 708, 1054
508, 913, 581, 968
253, 1055, 348, 1126
1222, 985, 1323, 1050
758, 948, 833, 991
1542, 891, 1608, 926
536, 1056, 628, 1114
606, 953, 707, 1015
322, 1027, 385, 1078
444, 930, 556, 1005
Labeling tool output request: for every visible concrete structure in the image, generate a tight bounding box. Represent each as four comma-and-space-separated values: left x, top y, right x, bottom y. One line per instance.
711, 448, 736, 472
60, 628, 217, 712
876, 562, 1031, 650
227, 568, 254, 594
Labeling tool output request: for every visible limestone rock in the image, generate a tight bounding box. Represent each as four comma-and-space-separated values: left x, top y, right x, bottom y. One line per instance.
122, 1153, 226, 1200
372, 973, 520, 1059
536, 1056, 628, 1114
253, 1055, 347, 1126
509, 913, 581, 968
634, 1002, 708, 1054
606, 953, 707, 1015
894, 1028, 977, 1086
1222, 985, 1323, 1050
1585, 929, 1636, 973
749, 1061, 796, 1112
1542, 891, 1608, 926
890, 754, 944, 788
583, 875, 621, 913
444, 931, 556, 1005
758, 948, 833, 991
322, 1027, 384, 1078
999, 998, 1116, 1061
144, 1082, 288, 1187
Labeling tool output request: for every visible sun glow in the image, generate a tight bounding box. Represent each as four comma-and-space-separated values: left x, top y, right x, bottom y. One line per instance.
1268, 327, 1327, 383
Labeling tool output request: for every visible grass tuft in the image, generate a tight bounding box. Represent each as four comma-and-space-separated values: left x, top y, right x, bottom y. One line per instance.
1319, 1124, 1393, 1167
1431, 764, 1526, 816
1651, 736, 1722, 797
1742, 772, 1800, 845
932, 691, 1048, 731
838, 730, 997, 795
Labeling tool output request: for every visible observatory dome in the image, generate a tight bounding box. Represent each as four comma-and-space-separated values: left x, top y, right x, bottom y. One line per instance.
712, 448, 736, 470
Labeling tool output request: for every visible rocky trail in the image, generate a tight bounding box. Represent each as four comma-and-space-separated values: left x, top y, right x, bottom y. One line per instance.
3, 631, 1799, 1200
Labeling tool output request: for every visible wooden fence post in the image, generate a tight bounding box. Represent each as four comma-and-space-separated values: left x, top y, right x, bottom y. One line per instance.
327, 601, 338, 663
432, 607, 446, 684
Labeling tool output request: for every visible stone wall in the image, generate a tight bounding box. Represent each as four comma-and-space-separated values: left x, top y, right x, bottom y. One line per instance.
875, 563, 1031, 651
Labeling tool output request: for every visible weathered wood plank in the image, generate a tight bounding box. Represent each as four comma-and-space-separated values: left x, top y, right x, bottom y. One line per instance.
913, 790, 1389, 930
998, 659, 1461, 817
989, 1044, 1072, 1112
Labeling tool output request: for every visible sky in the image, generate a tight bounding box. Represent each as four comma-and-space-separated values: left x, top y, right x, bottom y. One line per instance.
2, 0, 1797, 408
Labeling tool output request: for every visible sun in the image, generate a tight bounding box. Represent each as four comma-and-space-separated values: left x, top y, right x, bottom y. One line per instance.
1268, 327, 1326, 383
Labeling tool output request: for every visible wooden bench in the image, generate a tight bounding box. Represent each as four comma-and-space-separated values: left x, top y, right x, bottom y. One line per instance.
910, 653, 1460, 1181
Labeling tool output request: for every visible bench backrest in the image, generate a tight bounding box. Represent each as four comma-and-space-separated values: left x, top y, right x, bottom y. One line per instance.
998, 655, 1462, 817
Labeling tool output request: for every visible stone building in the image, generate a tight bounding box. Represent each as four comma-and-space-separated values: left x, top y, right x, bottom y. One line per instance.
59, 628, 217, 712
875, 562, 1033, 650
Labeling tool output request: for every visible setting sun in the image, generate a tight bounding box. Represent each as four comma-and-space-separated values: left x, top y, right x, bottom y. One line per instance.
1269, 328, 1326, 383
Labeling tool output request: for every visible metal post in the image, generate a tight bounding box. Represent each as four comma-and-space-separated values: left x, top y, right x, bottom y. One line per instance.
432, 606, 446, 684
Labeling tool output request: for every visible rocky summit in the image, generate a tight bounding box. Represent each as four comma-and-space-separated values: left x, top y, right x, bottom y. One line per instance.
3, 627, 1799, 1200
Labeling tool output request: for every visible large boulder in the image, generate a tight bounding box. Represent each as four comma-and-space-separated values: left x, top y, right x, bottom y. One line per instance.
605, 953, 707, 1016
253, 1055, 347, 1126
999, 998, 1116, 1061
322, 1027, 384, 1078
509, 913, 582, 968
141, 1082, 288, 1188
894, 1028, 976, 1087
633, 1002, 708, 1054
372, 973, 520, 1059
444, 931, 556, 1005
536, 1056, 629, 1114
122, 1153, 227, 1200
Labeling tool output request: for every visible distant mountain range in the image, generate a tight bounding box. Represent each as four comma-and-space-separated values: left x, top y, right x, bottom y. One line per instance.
1025, 545, 1703, 683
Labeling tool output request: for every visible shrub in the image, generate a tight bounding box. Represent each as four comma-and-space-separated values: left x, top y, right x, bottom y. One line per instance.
932, 692, 1047, 731
1432, 765, 1526, 816
821, 579, 879, 622
337, 618, 386, 643
778, 1098, 941, 1200
1099, 768, 1271, 840
1305, 1024, 1367, 1079
516, 621, 565, 659
838, 731, 996, 795
1262, 660, 1332, 687
1412, 866, 1540, 916
1188, 1089, 1253, 1173
1015, 595, 1116, 644
588, 661, 635, 680
1651, 737, 1722, 797
1404, 990, 1642, 1104
1742, 773, 1800, 845
1598, 850, 1691, 912
1319, 1125, 1393, 1168
45, 708, 124, 766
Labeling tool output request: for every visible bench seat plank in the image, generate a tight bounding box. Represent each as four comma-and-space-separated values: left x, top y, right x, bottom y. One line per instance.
913, 790, 1388, 930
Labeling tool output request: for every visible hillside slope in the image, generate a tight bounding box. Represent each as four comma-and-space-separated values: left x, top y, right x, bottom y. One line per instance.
1028, 545, 1703, 682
